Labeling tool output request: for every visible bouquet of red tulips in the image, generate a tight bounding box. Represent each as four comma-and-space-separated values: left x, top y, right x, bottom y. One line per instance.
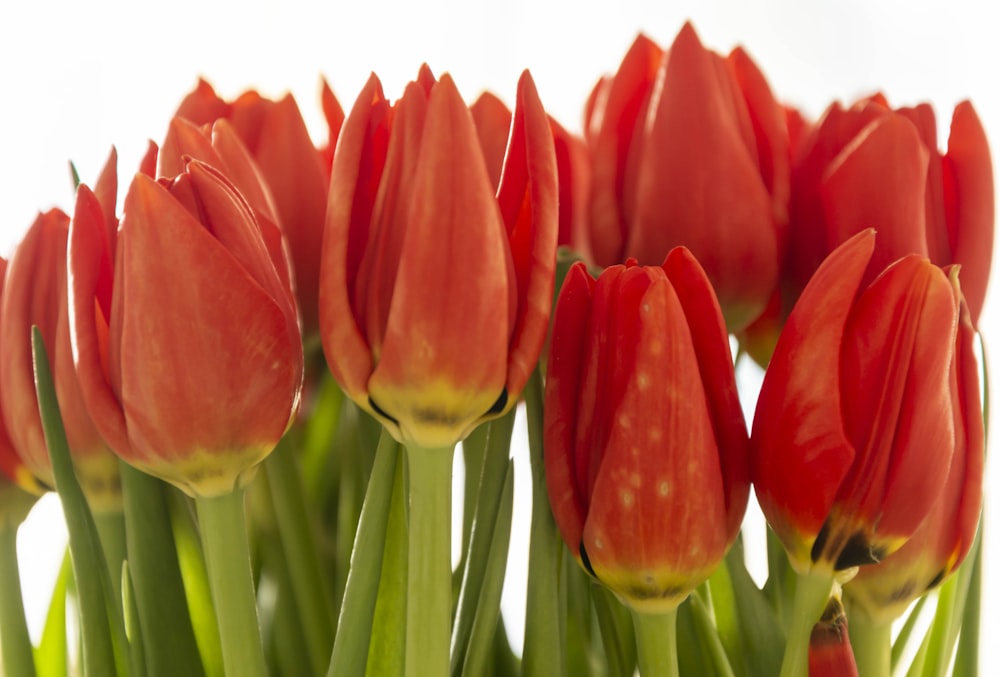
0, 20, 991, 677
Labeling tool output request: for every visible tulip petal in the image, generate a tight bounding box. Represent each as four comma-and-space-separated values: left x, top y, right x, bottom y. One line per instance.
470, 91, 512, 191
69, 186, 130, 456
543, 261, 595, 557
835, 258, 957, 552
788, 100, 888, 293
182, 160, 297, 335
0, 211, 69, 485
751, 230, 874, 568
820, 113, 930, 278
943, 102, 994, 325
727, 47, 791, 227
175, 78, 231, 126
320, 73, 389, 405
117, 175, 301, 496
247, 94, 330, 332
497, 71, 559, 403
662, 247, 749, 542
367, 74, 511, 447
586, 34, 663, 266
355, 79, 430, 357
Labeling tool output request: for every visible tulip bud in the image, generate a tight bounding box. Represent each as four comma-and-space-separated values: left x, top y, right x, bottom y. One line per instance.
788, 96, 993, 327
752, 230, 960, 575
69, 159, 303, 497
319, 67, 557, 449
584, 23, 790, 332
808, 595, 859, 677
544, 250, 749, 612
845, 291, 984, 623
0, 210, 121, 511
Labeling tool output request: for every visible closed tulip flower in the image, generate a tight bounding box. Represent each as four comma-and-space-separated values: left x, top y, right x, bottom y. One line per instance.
0, 257, 46, 496
319, 67, 557, 450
584, 23, 790, 332
69, 159, 303, 498
752, 230, 959, 576
787, 95, 993, 327
545, 249, 749, 612
0, 211, 120, 511
845, 293, 984, 625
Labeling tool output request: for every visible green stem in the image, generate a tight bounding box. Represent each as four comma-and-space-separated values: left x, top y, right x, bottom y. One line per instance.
94, 510, 127, 605
0, 524, 37, 677
630, 607, 679, 677
778, 571, 833, 677
195, 488, 267, 677
848, 611, 892, 677
264, 436, 335, 675
403, 444, 454, 677
121, 462, 206, 677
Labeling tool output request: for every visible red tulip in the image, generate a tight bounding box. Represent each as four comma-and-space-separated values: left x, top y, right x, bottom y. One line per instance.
788, 96, 993, 327
845, 292, 984, 622
751, 230, 959, 574
584, 24, 790, 332
0, 211, 121, 510
175, 79, 339, 334
69, 158, 303, 497
544, 250, 749, 611
808, 596, 859, 677
319, 67, 557, 449
0, 257, 44, 495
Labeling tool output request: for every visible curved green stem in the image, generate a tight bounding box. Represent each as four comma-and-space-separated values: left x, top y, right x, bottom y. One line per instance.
0, 524, 37, 677
848, 611, 892, 677
778, 572, 833, 677
196, 488, 267, 677
630, 607, 679, 677
403, 444, 454, 677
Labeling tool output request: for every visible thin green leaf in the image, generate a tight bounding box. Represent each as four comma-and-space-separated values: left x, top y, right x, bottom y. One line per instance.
120, 463, 204, 677
591, 584, 636, 677
891, 596, 929, 671
35, 551, 70, 677
724, 542, 785, 677
32, 327, 129, 677
325, 428, 400, 677
451, 411, 515, 676
460, 461, 515, 677
166, 489, 223, 677
952, 533, 982, 676
265, 433, 336, 675
363, 449, 407, 677
677, 597, 718, 677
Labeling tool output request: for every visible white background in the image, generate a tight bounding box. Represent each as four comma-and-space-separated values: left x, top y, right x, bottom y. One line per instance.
1, 0, 997, 670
